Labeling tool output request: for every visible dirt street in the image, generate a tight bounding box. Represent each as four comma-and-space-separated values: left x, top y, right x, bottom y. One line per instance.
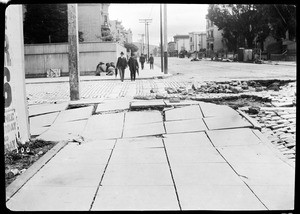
154, 57, 296, 82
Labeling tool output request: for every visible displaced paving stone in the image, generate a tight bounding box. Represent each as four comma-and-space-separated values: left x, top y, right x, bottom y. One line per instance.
37, 120, 88, 142
28, 102, 68, 117
165, 119, 207, 134
95, 99, 130, 113
163, 132, 212, 148
125, 111, 162, 125
203, 114, 252, 130
207, 128, 261, 147
165, 105, 203, 121
29, 112, 59, 128
130, 100, 166, 109
82, 113, 124, 140
198, 102, 240, 118
53, 106, 93, 124
123, 122, 165, 138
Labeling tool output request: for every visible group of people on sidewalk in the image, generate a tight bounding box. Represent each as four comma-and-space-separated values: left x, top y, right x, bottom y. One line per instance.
117, 52, 154, 82
96, 52, 154, 82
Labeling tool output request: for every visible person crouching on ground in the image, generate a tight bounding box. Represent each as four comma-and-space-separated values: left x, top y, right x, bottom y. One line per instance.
95, 62, 105, 76
128, 53, 139, 81
149, 54, 154, 69
106, 62, 116, 76
116, 52, 128, 82
139, 54, 145, 70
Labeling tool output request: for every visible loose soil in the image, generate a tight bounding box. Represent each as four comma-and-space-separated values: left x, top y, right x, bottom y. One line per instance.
5, 139, 57, 187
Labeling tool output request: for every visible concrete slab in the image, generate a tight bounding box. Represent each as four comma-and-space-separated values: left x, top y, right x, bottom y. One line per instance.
203, 114, 252, 130
206, 128, 261, 147
198, 102, 241, 118
109, 148, 167, 164
53, 106, 93, 124
30, 125, 49, 136
217, 144, 285, 164
130, 100, 166, 109
37, 120, 88, 142
82, 113, 124, 140
166, 146, 225, 163
6, 186, 96, 211
28, 102, 68, 117
164, 100, 200, 107
229, 162, 295, 186
101, 163, 173, 186
170, 163, 245, 186
29, 112, 59, 127
115, 137, 164, 150
249, 185, 294, 210
26, 162, 105, 187
69, 97, 104, 106
177, 185, 266, 210
164, 119, 207, 134
163, 132, 213, 147
125, 110, 162, 125
165, 105, 203, 121
122, 122, 165, 138
91, 185, 179, 210
48, 143, 113, 165
95, 99, 130, 113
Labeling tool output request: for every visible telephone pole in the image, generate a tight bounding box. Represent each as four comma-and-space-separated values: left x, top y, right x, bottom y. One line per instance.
139, 18, 152, 62
138, 33, 145, 54
163, 4, 168, 74
68, 4, 80, 100
160, 4, 164, 73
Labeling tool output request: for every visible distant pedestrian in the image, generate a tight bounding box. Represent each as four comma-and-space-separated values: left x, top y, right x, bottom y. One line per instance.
116, 52, 128, 82
149, 54, 154, 69
128, 53, 139, 81
139, 54, 146, 70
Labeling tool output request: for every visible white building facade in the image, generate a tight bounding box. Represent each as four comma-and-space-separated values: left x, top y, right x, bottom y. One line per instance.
173, 35, 190, 52
189, 32, 207, 52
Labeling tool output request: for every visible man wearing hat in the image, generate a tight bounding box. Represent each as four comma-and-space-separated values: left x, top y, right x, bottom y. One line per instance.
116, 52, 128, 82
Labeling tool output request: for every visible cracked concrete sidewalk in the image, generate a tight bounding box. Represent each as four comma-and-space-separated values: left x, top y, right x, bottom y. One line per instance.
6, 98, 295, 211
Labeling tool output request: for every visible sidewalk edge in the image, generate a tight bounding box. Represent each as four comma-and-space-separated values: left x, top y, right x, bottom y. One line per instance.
5, 140, 69, 202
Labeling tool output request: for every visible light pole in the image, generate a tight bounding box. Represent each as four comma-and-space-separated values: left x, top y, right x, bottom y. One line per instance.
160, 4, 164, 73
163, 4, 168, 74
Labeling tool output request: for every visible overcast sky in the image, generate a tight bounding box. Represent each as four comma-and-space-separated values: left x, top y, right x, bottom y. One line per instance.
109, 4, 208, 46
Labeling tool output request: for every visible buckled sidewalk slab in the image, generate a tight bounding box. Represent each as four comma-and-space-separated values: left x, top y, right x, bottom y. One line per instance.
6, 101, 295, 211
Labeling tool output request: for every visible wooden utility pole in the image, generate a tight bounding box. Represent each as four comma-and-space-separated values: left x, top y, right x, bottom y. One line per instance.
138, 33, 145, 54
160, 4, 164, 73
163, 4, 168, 74
139, 18, 152, 62
68, 4, 80, 101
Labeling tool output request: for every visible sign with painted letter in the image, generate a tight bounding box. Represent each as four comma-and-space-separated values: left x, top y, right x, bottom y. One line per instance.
4, 5, 30, 152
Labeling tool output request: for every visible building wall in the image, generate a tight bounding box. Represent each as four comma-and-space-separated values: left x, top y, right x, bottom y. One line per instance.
78, 4, 102, 42
24, 42, 126, 77
206, 18, 226, 52
174, 36, 190, 52
189, 32, 207, 52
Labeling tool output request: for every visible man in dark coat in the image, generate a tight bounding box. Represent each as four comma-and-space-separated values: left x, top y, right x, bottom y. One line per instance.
139, 54, 146, 70
128, 53, 139, 81
149, 54, 154, 69
116, 52, 128, 82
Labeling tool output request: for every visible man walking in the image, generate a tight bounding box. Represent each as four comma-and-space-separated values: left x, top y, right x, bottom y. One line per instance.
149, 54, 154, 69
139, 54, 146, 70
116, 52, 128, 82
128, 53, 139, 81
